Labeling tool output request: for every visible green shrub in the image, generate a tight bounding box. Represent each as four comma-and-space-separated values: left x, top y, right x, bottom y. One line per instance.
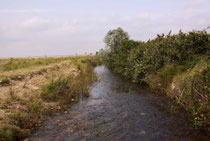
100, 30, 209, 77
81, 56, 100, 67
0, 124, 23, 141
41, 64, 97, 105
157, 65, 183, 87
190, 65, 210, 126
0, 78, 10, 86
8, 98, 45, 130
41, 76, 74, 103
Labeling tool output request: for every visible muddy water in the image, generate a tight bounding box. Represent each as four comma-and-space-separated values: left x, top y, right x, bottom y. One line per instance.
29, 66, 208, 141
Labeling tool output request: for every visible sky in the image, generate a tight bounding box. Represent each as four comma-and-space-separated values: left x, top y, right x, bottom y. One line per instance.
0, 0, 210, 58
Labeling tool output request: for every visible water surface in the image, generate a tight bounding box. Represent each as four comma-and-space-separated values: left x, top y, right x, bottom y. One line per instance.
29, 66, 208, 141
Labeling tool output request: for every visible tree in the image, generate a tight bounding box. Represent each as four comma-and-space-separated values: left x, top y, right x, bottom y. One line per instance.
98, 48, 111, 64
104, 27, 129, 53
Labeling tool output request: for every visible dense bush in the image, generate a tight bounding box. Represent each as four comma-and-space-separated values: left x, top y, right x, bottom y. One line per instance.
99, 28, 210, 127
100, 30, 209, 82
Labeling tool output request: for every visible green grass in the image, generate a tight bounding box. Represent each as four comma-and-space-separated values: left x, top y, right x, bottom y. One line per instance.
0, 96, 45, 141
41, 76, 75, 103
41, 63, 97, 105
9, 98, 45, 129
144, 59, 209, 127
0, 124, 23, 141
0, 78, 10, 86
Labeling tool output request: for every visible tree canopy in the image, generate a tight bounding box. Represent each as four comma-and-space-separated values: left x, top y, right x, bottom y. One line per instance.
104, 27, 129, 53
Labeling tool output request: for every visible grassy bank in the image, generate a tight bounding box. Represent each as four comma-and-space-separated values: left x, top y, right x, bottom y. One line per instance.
0, 56, 92, 82
0, 55, 99, 141
144, 58, 209, 127
99, 28, 209, 128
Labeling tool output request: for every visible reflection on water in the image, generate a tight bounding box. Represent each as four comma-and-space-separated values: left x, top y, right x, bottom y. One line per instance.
29, 66, 208, 141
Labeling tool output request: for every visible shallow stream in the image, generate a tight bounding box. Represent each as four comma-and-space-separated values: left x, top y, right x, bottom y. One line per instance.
29, 66, 208, 141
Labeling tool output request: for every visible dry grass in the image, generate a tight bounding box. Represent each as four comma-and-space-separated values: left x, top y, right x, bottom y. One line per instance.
0, 55, 99, 141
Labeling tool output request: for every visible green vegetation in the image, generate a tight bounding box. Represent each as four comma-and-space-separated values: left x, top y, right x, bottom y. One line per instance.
0, 94, 47, 141
0, 56, 99, 141
99, 28, 209, 127
0, 56, 83, 71
41, 62, 97, 105
0, 124, 23, 141
0, 78, 10, 86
